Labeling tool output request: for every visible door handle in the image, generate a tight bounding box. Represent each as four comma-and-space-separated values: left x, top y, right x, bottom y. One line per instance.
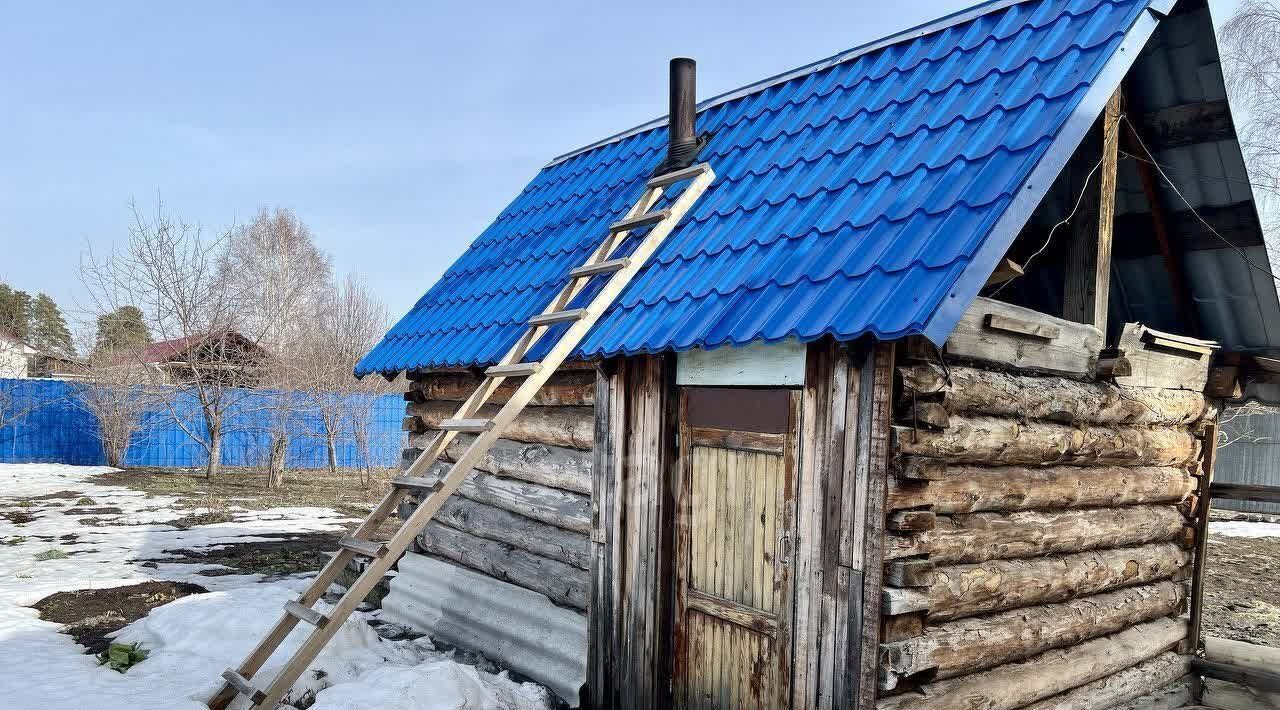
777, 532, 792, 566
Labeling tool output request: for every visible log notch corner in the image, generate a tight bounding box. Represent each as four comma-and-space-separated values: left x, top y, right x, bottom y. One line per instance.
879, 302, 1221, 710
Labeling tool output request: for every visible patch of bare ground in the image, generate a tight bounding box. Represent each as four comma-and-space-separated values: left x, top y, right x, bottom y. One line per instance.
94, 466, 393, 518
143, 532, 343, 578
31, 581, 208, 655
1203, 512, 1280, 648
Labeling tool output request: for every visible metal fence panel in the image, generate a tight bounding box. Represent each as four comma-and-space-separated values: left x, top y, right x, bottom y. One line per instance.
0, 378, 405, 470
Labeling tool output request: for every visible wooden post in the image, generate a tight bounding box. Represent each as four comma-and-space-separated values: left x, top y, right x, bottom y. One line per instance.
1063, 90, 1122, 333
1187, 422, 1218, 654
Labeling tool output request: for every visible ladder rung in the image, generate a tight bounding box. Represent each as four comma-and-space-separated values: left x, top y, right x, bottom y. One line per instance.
221, 669, 266, 704
569, 258, 630, 279
485, 362, 542, 378
608, 209, 670, 233
647, 162, 711, 188
284, 600, 329, 629
528, 309, 587, 327
338, 535, 387, 559
439, 418, 494, 432
392, 476, 443, 493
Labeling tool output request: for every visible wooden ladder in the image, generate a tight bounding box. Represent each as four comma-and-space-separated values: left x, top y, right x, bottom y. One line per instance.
207, 162, 715, 710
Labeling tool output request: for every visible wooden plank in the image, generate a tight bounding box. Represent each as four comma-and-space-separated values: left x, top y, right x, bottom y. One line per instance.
527, 308, 588, 327
944, 297, 1103, 375
1113, 322, 1218, 391
984, 258, 1024, 287
1063, 89, 1121, 332
1205, 636, 1280, 674
1195, 659, 1280, 693
676, 338, 808, 386
1211, 482, 1280, 504
855, 342, 895, 710
686, 588, 779, 636
1188, 422, 1218, 653
688, 426, 785, 454
984, 313, 1061, 340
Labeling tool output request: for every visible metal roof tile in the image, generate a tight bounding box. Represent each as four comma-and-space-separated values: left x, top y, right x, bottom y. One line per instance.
358, 0, 1167, 375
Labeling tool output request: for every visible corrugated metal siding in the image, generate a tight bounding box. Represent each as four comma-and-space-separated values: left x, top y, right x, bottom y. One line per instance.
0, 378, 405, 469
357, 0, 1159, 375
1216, 409, 1280, 514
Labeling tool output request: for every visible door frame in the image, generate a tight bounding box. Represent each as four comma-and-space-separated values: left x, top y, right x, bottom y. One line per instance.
671, 386, 803, 709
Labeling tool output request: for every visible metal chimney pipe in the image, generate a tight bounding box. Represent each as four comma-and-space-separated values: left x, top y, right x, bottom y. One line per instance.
667, 57, 698, 169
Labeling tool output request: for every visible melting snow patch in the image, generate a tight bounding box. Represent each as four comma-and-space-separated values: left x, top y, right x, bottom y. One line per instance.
0, 464, 553, 709
1211, 520, 1280, 538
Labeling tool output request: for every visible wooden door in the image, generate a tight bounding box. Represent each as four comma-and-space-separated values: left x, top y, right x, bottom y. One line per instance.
673, 387, 799, 710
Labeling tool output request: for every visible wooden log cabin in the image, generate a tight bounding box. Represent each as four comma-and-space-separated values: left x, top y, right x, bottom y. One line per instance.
355, 0, 1280, 708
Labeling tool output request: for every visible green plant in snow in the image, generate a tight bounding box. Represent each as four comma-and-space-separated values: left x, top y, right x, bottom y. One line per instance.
34, 548, 68, 561
98, 642, 150, 673
75, 497, 96, 506
4, 536, 27, 546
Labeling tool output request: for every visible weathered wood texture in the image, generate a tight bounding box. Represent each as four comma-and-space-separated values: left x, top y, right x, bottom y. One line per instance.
587, 360, 623, 710
900, 363, 1215, 425
418, 521, 589, 610
884, 505, 1187, 564
1016, 652, 1191, 710
1062, 90, 1121, 333
421, 460, 590, 533
441, 434, 591, 494
887, 463, 1194, 514
876, 618, 1187, 710
939, 297, 1104, 375
412, 369, 596, 406
894, 416, 1199, 467
427, 495, 589, 569
880, 581, 1186, 685
410, 400, 594, 450
886, 543, 1190, 622
1112, 323, 1218, 392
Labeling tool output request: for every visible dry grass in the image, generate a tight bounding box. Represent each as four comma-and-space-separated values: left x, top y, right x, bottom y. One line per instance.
93, 466, 396, 519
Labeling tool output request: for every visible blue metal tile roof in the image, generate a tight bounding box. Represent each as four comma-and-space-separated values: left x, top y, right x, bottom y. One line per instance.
357, 0, 1169, 376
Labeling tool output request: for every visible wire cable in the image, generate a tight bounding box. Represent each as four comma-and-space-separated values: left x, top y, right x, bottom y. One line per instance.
1121, 115, 1280, 286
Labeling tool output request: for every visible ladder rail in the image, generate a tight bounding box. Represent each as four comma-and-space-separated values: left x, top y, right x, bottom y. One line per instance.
208, 165, 713, 710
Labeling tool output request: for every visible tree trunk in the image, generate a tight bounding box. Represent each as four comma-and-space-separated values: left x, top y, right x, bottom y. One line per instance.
326, 431, 338, 474
268, 434, 287, 489
206, 422, 222, 479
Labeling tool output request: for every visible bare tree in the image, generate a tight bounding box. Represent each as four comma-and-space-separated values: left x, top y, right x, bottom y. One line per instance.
80, 201, 259, 479
73, 346, 156, 468
299, 273, 395, 481
1221, 1, 1280, 246
219, 208, 332, 488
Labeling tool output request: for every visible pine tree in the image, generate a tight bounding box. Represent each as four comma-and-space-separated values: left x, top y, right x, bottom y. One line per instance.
28, 293, 74, 356
0, 283, 32, 340
94, 306, 152, 355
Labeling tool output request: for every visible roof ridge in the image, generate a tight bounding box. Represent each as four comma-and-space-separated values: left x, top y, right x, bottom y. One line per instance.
544, 0, 1043, 168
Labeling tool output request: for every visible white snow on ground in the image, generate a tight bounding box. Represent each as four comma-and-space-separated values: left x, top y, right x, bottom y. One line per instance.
0, 463, 552, 710
1210, 519, 1280, 539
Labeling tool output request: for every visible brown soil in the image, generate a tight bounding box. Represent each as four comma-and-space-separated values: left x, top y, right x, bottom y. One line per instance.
94, 467, 393, 517
1, 510, 36, 525
144, 532, 343, 578
31, 581, 208, 655
62, 506, 123, 516
1202, 526, 1280, 648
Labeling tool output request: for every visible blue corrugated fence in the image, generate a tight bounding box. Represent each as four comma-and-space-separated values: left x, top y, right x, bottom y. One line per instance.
0, 378, 405, 469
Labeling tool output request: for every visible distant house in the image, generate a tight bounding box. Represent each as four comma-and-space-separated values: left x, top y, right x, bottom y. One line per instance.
0, 331, 34, 379
135, 331, 271, 387
27, 350, 89, 381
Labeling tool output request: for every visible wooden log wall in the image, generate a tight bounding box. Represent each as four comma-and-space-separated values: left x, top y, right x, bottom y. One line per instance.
877, 334, 1217, 710
399, 367, 596, 613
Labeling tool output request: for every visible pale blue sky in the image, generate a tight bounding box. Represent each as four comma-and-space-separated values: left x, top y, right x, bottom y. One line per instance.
0, 0, 1242, 336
